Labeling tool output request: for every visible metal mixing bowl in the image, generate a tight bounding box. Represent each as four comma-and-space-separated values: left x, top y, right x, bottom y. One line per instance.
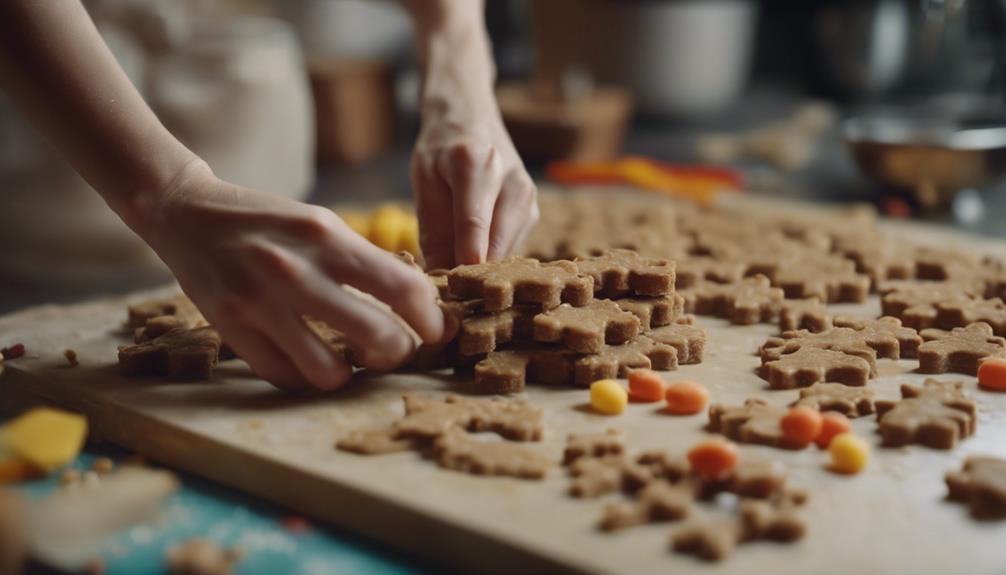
844, 113, 1006, 207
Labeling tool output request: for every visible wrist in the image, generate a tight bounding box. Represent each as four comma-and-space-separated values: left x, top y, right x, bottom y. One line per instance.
122, 155, 215, 244
418, 27, 497, 122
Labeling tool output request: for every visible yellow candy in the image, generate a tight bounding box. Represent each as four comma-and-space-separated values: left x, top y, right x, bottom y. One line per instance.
590, 379, 628, 415
368, 204, 407, 252
340, 211, 371, 238
398, 215, 421, 257
0, 408, 87, 472
828, 432, 869, 475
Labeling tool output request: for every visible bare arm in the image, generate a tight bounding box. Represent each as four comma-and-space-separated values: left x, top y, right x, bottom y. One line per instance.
0, 1, 445, 391
401, 0, 539, 269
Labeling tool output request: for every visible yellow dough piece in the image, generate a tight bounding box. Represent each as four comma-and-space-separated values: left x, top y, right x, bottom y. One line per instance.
828, 432, 869, 475
0, 408, 87, 473
590, 379, 628, 415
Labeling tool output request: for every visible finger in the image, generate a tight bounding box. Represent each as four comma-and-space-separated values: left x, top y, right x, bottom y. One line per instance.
412, 155, 455, 270
251, 311, 354, 391
322, 236, 445, 344
438, 142, 504, 266
487, 170, 538, 260
278, 263, 421, 371
207, 314, 309, 392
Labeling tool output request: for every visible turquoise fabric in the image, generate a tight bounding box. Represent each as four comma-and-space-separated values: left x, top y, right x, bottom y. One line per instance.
15, 450, 432, 575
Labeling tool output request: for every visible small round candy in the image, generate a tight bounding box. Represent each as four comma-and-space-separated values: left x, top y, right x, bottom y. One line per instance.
368, 204, 407, 252
664, 380, 710, 415
687, 438, 738, 480
590, 379, 628, 415
978, 358, 1006, 391
828, 432, 869, 474
780, 407, 823, 449
815, 412, 851, 449
628, 370, 665, 402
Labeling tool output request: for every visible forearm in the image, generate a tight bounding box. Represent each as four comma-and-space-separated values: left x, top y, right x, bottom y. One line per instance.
0, 0, 200, 230
400, 0, 496, 120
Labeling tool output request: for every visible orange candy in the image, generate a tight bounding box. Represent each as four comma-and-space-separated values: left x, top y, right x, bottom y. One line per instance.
780, 407, 823, 449
628, 370, 666, 402
687, 438, 739, 480
664, 380, 710, 415
978, 358, 1006, 391
816, 412, 852, 449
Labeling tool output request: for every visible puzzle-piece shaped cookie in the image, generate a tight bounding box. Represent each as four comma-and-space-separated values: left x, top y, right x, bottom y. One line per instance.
779, 297, 832, 333
762, 347, 872, 389
397, 394, 543, 441
792, 382, 875, 417
458, 306, 535, 356
880, 282, 976, 330
568, 454, 626, 498
831, 233, 915, 288
599, 480, 694, 531
687, 275, 784, 325
127, 294, 204, 329
833, 315, 922, 359
615, 294, 684, 329
914, 247, 982, 282
675, 257, 747, 289
574, 249, 676, 297
707, 399, 792, 449
434, 428, 550, 480
671, 518, 742, 562
760, 327, 883, 375
772, 256, 870, 303
563, 429, 625, 465
946, 456, 1006, 520
336, 427, 415, 455
918, 322, 1006, 375
935, 298, 1006, 336
473, 336, 678, 392
739, 499, 806, 543
623, 451, 690, 493
647, 323, 707, 364
875, 380, 976, 449
118, 327, 222, 380
448, 257, 594, 311
533, 299, 642, 353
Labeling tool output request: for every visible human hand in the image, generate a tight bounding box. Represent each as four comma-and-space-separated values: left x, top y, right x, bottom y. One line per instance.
137, 161, 446, 391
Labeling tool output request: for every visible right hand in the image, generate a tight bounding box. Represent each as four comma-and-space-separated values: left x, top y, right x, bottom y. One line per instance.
135, 160, 446, 391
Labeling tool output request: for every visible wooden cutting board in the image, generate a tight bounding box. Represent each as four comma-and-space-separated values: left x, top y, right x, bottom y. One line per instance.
2, 203, 1005, 575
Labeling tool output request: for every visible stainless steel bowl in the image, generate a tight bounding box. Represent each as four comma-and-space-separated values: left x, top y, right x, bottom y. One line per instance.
844, 113, 1006, 207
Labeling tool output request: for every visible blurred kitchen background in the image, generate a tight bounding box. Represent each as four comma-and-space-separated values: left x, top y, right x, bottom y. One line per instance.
2, 0, 1005, 312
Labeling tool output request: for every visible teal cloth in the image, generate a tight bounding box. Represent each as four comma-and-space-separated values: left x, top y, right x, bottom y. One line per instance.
15, 449, 433, 575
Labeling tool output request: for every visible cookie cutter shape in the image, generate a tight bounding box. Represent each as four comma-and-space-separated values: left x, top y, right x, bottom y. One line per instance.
533, 299, 642, 354
568, 455, 626, 498
791, 382, 875, 417
397, 394, 544, 442
772, 256, 870, 303
689, 275, 784, 325
739, 499, 806, 543
707, 399, 790, 449
615, 294, 685, 329
647, 323, 708, 365
831, 233, 915, 288
458, 306, 535, 356
760, 327, 883, 374
574, 249, 676, 297
935, 298, 1006, 336
336, 427, 415, 455
448, 257, 594, 311
875, 379, 976, 449
675, 257, 747, 290
833, 315, 923, 359
671, 518, 743, 562
880, 281, 976, 330
918, 322, 1006, 375
599, 480, 694, 531
762, 347, 873, 389
434, 428, 550, 480
563, 428, 625, 465
779, 297, 832, 333
946, 456, 1006, 520
118, 326, 222, 380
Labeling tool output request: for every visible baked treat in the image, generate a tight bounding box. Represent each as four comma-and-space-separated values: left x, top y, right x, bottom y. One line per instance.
918, 322, 1006, 375
945, 456, 1006, 520
458, 307, 535, 357
563, 429, 625, 465
671, 518, 742, 562
791, 382, 875, 417
875, 380, 976, 449
599, 480, 694, 531
335, 427, 415, 455
118, 327, 222, 380
396, 394, 543, 442
707, 399, 791, 449
448, 257, 594, 311
685, 275, 784, 325
880, 282, 976, 330
614, 294, 685, 329
573, 249, 676, 297
433, 428, 550, 480
647, 323, 708, 365
532, 299, 642, 353
833, 315, 922, 359
935, 298, 1006, 336
760, 327, 885, 375
779, 297, 832, 333
762, 347, 872, 389
772, 256, 870, 303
